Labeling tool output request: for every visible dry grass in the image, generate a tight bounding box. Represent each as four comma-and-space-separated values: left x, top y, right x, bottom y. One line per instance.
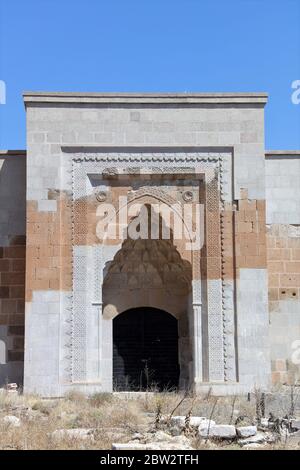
0, 388, 299, 450
0, 391, 148, 450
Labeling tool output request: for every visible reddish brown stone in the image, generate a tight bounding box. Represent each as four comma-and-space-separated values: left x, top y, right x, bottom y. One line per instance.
9, 285, 25, 299
1, 299, 17, 314
11, 259, 26, 272
0, 259, 10, 272
16, 300, 25, 313
0, 314, 8, 325
3, 246, 26, 259
8, 314, 25, 326
0, 286, 9, 298
1, 272, 25, 285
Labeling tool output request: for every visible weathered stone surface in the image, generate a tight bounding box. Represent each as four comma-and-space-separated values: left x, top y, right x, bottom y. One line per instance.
209, 425, 236, 439
130, 432, 144, 441
260, 417, 269, 428
151, 431, 174, 442
291, 419, 300, 431
6, 383, 18, 391
2, 415, 21, 427
170, 416, 187, 427
198, 421, 221, 437
236, 425, 257, 438
199, 424, 236, 439
238, 431, 275, 446
191, 417, 215, 427
171, 416, 214, 428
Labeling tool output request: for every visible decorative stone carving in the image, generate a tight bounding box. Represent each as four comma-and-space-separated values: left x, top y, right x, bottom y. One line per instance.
69, 150, 235, 386
102, 167, 118, 178
95, 190, 107, 202
182, 190, 194, 202
127, 167, 140, 174
103, 237, 192, 294
127, 186, 180, 207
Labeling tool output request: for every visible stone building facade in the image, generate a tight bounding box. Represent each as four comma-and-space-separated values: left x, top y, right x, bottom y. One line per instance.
0, 92, 299, 396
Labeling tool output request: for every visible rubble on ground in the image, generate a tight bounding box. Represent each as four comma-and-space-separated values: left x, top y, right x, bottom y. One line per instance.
113, 431, 193, 450
111, 411, 300, 450
5, 384, 18, 395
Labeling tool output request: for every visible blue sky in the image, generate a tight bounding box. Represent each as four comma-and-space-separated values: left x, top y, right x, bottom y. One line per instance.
0, 0, 299, 150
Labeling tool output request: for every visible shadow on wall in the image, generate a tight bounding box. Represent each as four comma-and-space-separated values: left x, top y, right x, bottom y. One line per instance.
0, 337, 5, 364
0, 154, 26, 387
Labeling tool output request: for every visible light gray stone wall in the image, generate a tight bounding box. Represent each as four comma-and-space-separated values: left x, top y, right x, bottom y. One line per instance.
265, 152, 300, 224
269, 299, 300, 382
266, 151, 300, 384
237, 269, 270, 388
25, 93, 267, 201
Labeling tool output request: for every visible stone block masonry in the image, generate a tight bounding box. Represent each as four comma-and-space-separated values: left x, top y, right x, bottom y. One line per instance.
267, 225, 300, 302
0, 237, 25, 361
25, 197, 72, 303
235, 190, 267, 270
0, 151, 26, 386
267, 224, 300, 385
266, 151, 300, 385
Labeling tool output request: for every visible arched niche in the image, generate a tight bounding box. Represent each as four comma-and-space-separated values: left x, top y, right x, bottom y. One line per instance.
102, 202, 193, 388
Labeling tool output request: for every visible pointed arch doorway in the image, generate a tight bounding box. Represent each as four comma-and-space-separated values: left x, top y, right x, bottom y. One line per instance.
113, 307, 179, 391
102, 201, 193, 391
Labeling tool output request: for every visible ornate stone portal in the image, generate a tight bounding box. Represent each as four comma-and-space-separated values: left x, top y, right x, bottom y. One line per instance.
65, 150, 237, 391
21, 93, 272, 396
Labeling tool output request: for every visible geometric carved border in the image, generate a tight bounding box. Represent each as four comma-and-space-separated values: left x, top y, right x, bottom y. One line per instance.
67, 150, 235, 384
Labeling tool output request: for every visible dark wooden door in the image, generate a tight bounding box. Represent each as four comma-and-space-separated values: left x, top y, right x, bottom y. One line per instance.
113, 307, 179, 391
